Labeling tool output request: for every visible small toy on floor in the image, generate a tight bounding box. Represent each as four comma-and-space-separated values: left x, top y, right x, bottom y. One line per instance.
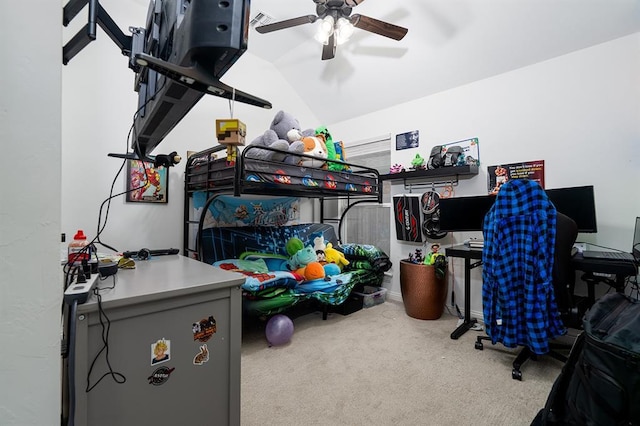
265, 314, 294, 347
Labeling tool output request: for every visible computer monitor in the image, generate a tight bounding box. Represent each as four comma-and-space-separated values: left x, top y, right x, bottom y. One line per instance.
438, 194, 495, 232
546, 186, 597, 233
438, 185, 598, 233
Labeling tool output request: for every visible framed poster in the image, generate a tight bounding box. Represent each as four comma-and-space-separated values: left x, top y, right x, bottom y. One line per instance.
487, 160, 545, 195
126, 159, 169, 203
395, 130, 419, 150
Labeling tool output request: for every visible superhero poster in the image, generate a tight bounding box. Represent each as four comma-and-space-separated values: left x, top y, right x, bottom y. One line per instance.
487, 160, 545, 195
126, 159, 169, 203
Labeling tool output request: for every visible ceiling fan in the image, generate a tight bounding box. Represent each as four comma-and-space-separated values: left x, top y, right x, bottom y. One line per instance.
255, 0, 408, 60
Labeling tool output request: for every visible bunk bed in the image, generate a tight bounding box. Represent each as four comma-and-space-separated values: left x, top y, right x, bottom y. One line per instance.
184, 144, 391, 318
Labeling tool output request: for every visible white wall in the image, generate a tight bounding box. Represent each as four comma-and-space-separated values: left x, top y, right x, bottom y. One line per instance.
0, 1, 62, 424
329, 34, 640, 317
61, 0, 319, 253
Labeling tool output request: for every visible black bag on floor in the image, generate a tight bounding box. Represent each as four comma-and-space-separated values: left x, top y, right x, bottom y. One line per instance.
533, 293, 640, 426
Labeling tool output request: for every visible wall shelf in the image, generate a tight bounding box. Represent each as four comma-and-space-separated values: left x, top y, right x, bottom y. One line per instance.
379, 165, 479, 192
380, 165, 479, 182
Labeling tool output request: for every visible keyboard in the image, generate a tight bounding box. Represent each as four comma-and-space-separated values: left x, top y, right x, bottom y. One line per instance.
582, 251, 635, 262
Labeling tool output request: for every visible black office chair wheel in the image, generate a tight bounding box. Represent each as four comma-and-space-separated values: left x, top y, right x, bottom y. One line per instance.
512, 368, 523, 381
475, 341, 484, 350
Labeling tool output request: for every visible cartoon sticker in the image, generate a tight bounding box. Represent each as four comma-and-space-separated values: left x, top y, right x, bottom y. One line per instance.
193, 344, 209, 366
151, 338, 170, 365
148, 366, 175, 386
193, 316, 217, 342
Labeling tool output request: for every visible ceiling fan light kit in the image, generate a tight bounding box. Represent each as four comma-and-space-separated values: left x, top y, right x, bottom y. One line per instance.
336, 17, 355, 45
255, 0, 408, 60
315, 15, 355, 45
315, 15, 336, 44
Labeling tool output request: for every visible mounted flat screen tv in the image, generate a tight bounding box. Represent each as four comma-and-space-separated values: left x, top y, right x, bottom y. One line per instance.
131, 0, 271, 159
438, 185, 597, 233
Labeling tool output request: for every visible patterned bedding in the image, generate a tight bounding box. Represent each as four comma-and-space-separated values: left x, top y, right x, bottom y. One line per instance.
207, 225, 391, 316
213, 256, 386, 316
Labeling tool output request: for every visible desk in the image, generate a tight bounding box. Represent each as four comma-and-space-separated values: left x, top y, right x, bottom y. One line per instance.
571, 253, 637, 306
445, 246, 638, 340
445, 244, 483, 340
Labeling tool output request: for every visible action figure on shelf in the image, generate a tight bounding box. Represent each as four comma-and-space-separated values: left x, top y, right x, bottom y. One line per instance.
408, 248, 425, 264
425, 243, 444, 265
410, 153, 426, 170
425, 243, 447, 279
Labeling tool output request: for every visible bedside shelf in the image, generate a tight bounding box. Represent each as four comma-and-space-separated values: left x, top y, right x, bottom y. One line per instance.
380, 165, 479, 182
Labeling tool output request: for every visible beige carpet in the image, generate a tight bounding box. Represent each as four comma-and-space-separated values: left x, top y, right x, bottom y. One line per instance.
241, 301, 574, 426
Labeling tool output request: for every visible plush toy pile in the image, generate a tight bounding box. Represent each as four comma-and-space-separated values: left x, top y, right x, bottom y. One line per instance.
211, 224, 393, 317
285, 234, 350, 281
246, 110, 350, 170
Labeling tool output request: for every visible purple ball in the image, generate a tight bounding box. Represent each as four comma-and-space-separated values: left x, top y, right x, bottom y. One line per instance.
265, 314, 294, 346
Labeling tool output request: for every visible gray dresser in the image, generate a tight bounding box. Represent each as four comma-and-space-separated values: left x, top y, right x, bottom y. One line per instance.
69, 255, 244, 426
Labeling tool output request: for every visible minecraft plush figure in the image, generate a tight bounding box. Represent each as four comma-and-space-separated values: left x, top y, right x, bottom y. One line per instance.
216, 118, 246, 165
216, 119, 246, 146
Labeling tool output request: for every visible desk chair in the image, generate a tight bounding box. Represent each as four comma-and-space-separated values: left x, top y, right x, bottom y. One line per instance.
474, 179, 578, 380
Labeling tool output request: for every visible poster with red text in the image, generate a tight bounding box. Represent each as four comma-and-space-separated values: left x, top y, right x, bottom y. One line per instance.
487, 160, 545, 195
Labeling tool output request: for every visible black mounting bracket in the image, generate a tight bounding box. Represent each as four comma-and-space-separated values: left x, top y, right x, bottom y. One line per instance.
62, 0, 133, 65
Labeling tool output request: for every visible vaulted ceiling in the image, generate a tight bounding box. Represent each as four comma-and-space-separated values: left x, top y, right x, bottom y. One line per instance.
246, 0, 640, 124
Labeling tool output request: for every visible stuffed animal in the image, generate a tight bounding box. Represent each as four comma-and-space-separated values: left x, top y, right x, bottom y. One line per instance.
287, 246, 318, 271
335, 140, 350, 171
315, 126, 338, 171
309, 233, 326, 252
324, 243, 349, 271
298, 134, 328, 168
296, 261, 325, 281
286, 237, 304, 256
246, 110, 314, 162
323, 263, 341, 277
271, 110, 314, 146
245, 129, 291, 162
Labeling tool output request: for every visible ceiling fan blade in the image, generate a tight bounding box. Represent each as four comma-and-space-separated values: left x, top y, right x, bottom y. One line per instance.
344, 0, 366, 6
255, 15, 318, 34
350, 14, 408, 41
322, 33, 336, 60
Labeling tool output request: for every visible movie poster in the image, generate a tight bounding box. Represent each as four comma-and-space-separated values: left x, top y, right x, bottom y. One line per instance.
487, 160, 545, 195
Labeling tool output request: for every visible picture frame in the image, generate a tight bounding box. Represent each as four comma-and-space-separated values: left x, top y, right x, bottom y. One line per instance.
126, 159, 169, 203
395, 130, 419, 150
